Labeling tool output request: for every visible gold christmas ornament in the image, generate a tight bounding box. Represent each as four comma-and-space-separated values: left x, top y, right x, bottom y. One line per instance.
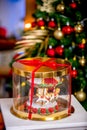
54, 27, 64, 40
75, 89, 86, 102
56, 3, 65, 12
79, 56, 86, 66
65, 57, 68, 61
41, 26, 45, 30
74, 22, 83, 33
72, 42, 76, 48
82, 38, 86, 44
73, 56, 76, 61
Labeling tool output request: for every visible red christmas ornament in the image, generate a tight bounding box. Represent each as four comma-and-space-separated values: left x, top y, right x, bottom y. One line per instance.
55, 46, 64, 56
62, 25, 74, 35
31, 21, 37, 27
69, 2, 77, 9
47, 47, 55, 57
71, 69, 77, 78
37, 19, 45, 27
78, 43, 85, 49
48, 20, 56, 28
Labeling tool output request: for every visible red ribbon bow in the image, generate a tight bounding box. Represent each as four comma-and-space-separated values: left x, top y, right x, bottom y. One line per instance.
18, 58, 69, 70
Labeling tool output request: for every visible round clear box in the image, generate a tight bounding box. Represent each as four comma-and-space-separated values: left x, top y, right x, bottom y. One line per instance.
11, 57, 72, 121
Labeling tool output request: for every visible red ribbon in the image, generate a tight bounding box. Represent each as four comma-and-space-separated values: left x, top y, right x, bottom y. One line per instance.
18, 58, 71, 119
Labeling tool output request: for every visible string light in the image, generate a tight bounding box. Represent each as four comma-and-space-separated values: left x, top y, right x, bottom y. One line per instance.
24, 23, 32, 30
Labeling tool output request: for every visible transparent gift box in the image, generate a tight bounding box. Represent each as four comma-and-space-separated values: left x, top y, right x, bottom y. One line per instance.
11, 57, 72, 121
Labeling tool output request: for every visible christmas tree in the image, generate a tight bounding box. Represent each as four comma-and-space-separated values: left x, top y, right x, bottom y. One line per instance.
12, 0, 87, 110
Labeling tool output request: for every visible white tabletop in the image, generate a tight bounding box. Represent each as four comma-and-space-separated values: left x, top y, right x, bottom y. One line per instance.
0, 95, 87, 130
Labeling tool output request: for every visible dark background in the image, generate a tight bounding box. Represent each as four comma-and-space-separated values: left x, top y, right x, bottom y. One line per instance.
81, 0, 87, 32
81, 0, 87, 18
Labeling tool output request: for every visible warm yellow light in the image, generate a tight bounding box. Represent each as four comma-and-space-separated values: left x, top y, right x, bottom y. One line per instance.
25, 23, 31, 29
41, 26, 45, 30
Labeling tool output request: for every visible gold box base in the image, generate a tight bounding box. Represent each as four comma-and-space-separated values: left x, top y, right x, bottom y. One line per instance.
10, 97, 74, 121
10, 106, 69, 121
